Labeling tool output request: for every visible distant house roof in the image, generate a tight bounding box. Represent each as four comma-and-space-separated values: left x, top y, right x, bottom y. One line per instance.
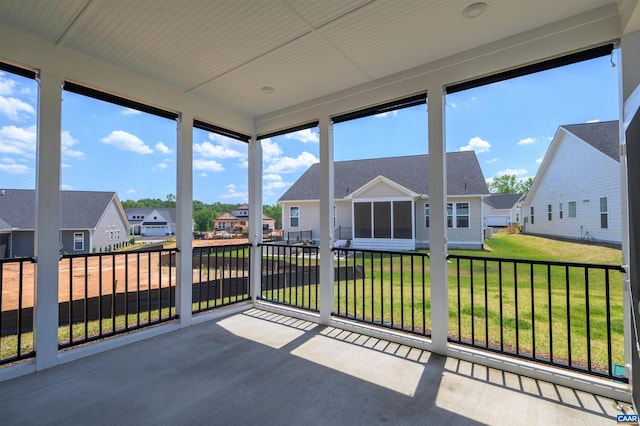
483, 193, 524, 210
561, 120, 619, 162
0, 189, 120, 230
279, 152, 489, 202
125, 208, 176, 224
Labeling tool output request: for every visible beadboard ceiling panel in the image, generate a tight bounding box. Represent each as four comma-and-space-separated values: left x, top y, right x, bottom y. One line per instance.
0, 0, 623, 118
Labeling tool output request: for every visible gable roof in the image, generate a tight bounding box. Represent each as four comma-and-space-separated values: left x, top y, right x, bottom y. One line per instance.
279, 152, 489, 202
125, 208, 177, 224
561, 120, 619, 162
0, 189, 119, 230
483, 193, 524, 210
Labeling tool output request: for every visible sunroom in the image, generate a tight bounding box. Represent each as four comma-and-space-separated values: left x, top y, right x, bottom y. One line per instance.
2, 1, 640, 423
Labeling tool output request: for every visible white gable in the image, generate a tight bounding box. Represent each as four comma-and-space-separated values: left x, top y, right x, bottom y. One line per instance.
348, 176, 417, 200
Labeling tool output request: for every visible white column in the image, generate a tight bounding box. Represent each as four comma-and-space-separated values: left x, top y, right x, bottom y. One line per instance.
427, 89, 448, 354
319, 116, 334, 324
176, 111, 193, 326
34, 69, 62, 370
248, 136, 263, 302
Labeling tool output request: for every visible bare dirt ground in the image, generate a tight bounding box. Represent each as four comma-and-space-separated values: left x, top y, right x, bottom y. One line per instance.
1, 238, 250, 311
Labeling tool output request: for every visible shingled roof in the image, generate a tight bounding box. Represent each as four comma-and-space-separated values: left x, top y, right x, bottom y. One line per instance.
561, 120, 619, 162
483, 193, 524, 209
279, 152, 489, 202
0, 189, 119, 230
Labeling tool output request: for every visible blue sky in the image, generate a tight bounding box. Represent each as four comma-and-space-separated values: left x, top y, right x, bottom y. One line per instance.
0, 55, 618, 205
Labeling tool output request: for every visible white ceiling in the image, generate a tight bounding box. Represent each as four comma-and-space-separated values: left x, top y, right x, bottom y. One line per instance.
0, 0, 634, 120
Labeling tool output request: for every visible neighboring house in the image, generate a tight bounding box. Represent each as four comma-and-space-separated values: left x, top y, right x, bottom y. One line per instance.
520, 120, 621, 244
125, 208, 177, 236
483, 193, 524, 227
0, 189, 129, 258
279, 152, 490, 251
213, 204, 276, 235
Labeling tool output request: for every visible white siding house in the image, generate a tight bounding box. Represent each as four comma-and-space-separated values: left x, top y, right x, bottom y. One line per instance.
521, 121, 621, 244
482, 194, 524, 227
279, 152, 489, 250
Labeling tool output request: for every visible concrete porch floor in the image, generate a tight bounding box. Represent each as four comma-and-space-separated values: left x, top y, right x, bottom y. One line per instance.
0, 308, 629, 425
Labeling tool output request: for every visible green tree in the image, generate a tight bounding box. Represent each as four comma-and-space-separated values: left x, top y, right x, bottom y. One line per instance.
489, 174, 519, 193
516, 177, 533, 194
263, 203, 282, 229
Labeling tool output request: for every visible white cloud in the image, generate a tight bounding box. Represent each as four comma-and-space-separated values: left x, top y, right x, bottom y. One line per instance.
0, 96, 35, 121
220, 183, 247, 200
261, 138, 283, 162
122, 107, 142, 115
193, 158, 224, 172
0, 159, 29, 174
265, 151, 318, 174
155, 141, 173, 154
153, 161, 168, 171
101, 130, 153, 154
193, 141, 243, 159
61, 163, 71, 168
284, 129, 319, 143
263, 173, 288, 191
0, 124, 36, 156
485, 158, 498, 164
459, 136, 491, 153
449, 102, 457, 109
61, 184, 73, 190
518, 137, 535, 145
485, 177, 494, 186
126, 189, 136, 194
586, 119, 600, 123
199, 172, 207, 177
497, 168, 528, 176
0, 73, 16, 96
535, 158, 543, 164
61, 130, 84, 158
374, 110, 398, 119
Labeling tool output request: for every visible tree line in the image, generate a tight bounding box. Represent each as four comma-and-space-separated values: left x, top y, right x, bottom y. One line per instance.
121, 194, 282, 232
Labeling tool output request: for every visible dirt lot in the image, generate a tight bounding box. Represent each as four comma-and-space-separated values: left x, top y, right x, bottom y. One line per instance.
1, 238, 250, 311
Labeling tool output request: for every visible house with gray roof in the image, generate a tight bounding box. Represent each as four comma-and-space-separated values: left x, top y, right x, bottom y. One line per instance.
520, 120, 621, 243
0, 189, 130, 258
125, 208, 177, 236
483, 193, 525, 227
279, 152, 490, 250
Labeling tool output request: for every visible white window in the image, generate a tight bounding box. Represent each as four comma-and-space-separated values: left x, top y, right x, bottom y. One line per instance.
446, 202, 469, 228
74, 232, 84, 251
290, 206, 299, 227
425, 203, 430, 228
559, 203, 563, 219
547, 204, 552, 221
600, 197, 608, 229
568, 201, 577, 218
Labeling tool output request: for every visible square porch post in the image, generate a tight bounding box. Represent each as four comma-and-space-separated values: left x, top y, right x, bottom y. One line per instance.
176, 111, 193, 325
248, 136, 263, 302
319, 116, 334, 324
34, 69, 62, 370
427, 89, 449, 354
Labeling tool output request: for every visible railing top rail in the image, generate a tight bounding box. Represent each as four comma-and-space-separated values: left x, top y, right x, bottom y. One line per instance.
447, 253, 625, 272
193, 243, 251, 250
0, 256, 36, 264
331, 247, 431, 258
260, 242, 318, 249
61, 247, 178, 259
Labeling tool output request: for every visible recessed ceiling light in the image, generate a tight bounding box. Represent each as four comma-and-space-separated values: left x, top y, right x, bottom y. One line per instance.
261, 86, 275, 94
463, 2, 487, 18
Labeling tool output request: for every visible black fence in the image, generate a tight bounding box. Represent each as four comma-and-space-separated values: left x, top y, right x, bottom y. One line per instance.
0, 257, 35, 365
333, 248, 430, 336
447, 254, 627, 382
58, 249, 178, 349
192, 244, 251, 313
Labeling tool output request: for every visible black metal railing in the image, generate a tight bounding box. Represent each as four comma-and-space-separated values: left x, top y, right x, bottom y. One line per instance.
334, 226, 353, 240
0, 257, 36, 365
58, 248, 177, 349
259, 244, 319, 311
192, 244, 251, 313
286, 230, 313, 244
447, 254, 626, 382
333, 248, 430, 336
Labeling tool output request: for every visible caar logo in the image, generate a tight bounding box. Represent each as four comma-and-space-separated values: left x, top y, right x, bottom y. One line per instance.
617, 414, 639, 424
